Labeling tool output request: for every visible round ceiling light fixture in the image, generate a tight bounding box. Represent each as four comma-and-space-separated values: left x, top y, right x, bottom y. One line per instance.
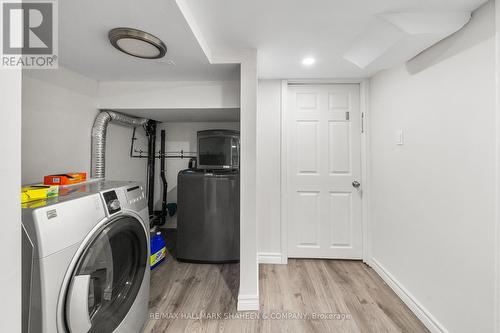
108, 27, 167, 59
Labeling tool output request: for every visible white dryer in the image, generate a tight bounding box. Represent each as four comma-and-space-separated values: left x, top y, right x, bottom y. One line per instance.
22, 181, 150, 333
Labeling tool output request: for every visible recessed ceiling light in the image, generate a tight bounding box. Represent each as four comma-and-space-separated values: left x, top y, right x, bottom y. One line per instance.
302, 57, 316, 66
109, 28, 167, 59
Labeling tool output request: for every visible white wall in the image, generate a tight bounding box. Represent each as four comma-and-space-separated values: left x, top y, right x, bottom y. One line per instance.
152, 122, 240, 210
237, 51, 259, 311
256, 80, 283, 262
22, 68, 98, 184
369, 2, 496, 333
105, 123, 149, 186
0, 66, 22, 333
97, 80, 240, 110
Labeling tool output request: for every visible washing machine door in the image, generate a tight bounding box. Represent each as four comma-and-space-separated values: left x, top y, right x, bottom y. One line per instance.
64, 215, 147, 333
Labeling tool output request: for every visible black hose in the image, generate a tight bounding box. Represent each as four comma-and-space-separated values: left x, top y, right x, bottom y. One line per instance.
160, 130, 168, 226
146, 121, 157, 218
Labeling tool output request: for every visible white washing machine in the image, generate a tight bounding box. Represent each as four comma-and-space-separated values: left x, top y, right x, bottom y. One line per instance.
22, 181, 150, 333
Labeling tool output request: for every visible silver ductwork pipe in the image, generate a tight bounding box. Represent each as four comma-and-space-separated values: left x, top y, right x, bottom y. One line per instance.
91, 110, 149, 179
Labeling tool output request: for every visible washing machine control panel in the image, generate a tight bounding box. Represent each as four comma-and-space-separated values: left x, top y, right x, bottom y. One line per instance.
103, 190, 121, 215
125, 185, 146, 212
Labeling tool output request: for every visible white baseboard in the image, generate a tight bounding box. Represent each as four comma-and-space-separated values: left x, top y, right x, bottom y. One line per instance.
258, 252, 285, 264
370, 258, 448, 333
237, 294, 260, 311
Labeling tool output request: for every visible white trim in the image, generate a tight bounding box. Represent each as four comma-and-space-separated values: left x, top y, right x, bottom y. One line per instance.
495, 1, 500, 332
280, 79, 289, 264
370, 258, 448, 333
280, 79, 370, 262
237, 294, 260, 311
360, 79, 372, 266
258, 252, 285, 264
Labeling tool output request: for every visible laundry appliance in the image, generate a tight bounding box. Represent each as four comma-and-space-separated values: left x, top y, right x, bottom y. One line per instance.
22, 181, 150, 333
177, 169, 240, 263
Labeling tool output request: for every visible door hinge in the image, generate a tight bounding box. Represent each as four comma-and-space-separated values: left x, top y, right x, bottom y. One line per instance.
361, 112, 365, 134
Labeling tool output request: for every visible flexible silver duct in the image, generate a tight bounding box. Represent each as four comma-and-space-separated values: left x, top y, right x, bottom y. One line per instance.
91, 110, 149, 179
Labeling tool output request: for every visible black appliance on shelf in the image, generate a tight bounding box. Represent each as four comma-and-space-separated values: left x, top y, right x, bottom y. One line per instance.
176, 129, 240, 263
197, 129, 240, 170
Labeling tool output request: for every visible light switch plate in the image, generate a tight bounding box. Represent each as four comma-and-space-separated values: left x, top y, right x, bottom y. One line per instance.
396, 129, 404, 145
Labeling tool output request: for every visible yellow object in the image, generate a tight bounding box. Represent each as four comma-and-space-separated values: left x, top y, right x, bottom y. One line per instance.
150, 248, 166, 266
21, 200, 48, 209
21, 185, 59, 204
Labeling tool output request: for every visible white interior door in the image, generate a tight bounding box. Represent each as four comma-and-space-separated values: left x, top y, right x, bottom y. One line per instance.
286, 84, 362, 259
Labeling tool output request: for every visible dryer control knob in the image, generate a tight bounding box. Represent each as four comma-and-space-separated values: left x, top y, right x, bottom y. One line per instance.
108, 199, 121, 211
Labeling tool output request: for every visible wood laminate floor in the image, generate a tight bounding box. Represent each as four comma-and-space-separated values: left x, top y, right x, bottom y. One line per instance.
144, 254, 428, 333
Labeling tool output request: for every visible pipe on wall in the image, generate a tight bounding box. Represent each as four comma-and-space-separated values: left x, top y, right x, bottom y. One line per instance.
91, 110, 148, 179
160, 129, 168, 225
145, 120, 157, 216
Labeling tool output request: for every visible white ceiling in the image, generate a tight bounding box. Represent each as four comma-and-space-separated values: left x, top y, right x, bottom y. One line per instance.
116, 108, 240, 122
184, 0, 488, 79
58, 0, 239, 81
58, 0, 488, 82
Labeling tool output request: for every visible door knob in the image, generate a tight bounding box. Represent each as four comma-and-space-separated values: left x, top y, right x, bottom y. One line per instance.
352, 181, 361, 188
